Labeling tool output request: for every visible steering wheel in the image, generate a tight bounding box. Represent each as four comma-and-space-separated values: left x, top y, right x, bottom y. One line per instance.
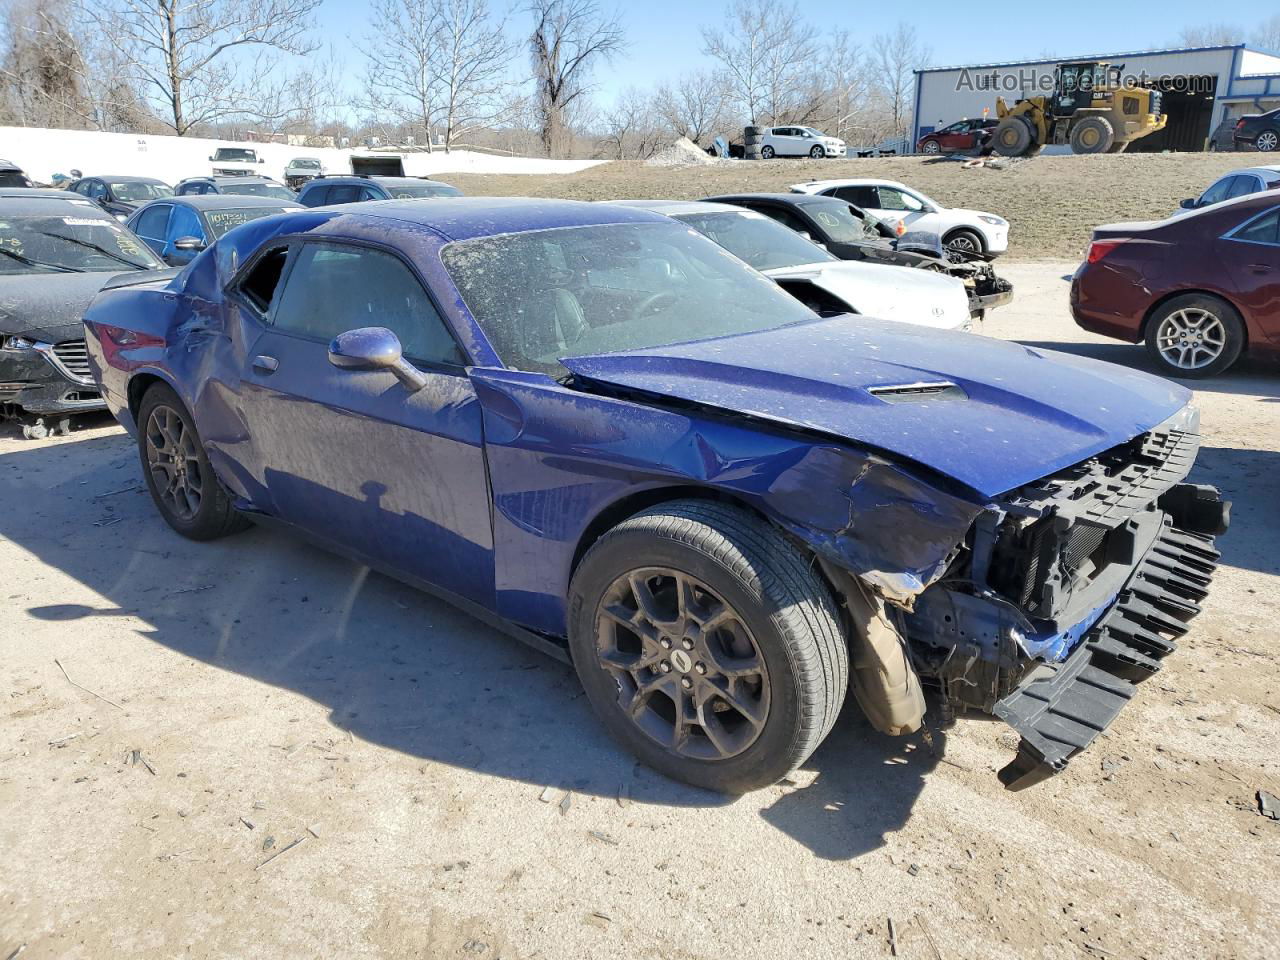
631, 291, 680, 320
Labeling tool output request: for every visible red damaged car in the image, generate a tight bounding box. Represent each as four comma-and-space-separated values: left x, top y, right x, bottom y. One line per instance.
1072, 190, 1280, 377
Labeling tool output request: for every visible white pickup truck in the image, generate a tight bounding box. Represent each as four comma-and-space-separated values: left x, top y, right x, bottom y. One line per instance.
209, 147, 266, 176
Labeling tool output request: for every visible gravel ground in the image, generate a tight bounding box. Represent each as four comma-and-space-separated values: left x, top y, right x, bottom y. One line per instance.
1, 263, 1278, 960
444, 152, 1274, 260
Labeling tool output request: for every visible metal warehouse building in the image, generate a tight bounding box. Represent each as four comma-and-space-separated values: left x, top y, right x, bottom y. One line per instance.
912, 44, 1280, 152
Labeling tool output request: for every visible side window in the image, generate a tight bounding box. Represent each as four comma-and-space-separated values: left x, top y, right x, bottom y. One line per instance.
328, 185, 360, 203
831, 185, 879, 208
1227, 176, 1261, 200
876, 188, 923, 212
300, 185, 327, 207
87, 180, 107, 200
270, 242, 464, 366
1200, 177, 1236, 206
73, 180, 91, 196
134, 203, 171, 240
238, 245, 291, 316
1234, 209, 1280, 246
359, 186, 382, 201
754, 205, 811, 235
168, 205, 204, 242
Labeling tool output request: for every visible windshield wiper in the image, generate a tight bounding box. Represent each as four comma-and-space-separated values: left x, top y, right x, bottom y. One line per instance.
35, 231, 150, 270
0, 247, 82, 273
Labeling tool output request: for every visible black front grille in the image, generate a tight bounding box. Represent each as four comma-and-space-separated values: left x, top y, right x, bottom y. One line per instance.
51, 340, 93, 381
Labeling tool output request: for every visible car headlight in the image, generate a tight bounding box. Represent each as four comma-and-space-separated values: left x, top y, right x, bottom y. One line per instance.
2, 335, 36, 351
978, 215, 1005, 226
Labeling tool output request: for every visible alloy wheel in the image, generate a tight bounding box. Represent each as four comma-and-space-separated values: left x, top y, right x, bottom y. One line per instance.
1155, 308, 1227, 371
947, 235, 977, 252
922, 140, 940, 154
594, 567, 770, 761
761, 146, 774, 159
145, 404, 204, 521
810, 146, 824, 158
1258, 130, 1278, 152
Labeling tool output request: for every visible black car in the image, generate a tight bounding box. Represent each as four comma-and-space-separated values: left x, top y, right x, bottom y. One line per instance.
67, 175, 174, 220
0, 159, 33, 188
296, 175, 463, 206
175, 175, 297, 201
706, 192, 1014, 316
127, 194, 303, 266
0, 191, 166, 437
1234, 108, 1280, 153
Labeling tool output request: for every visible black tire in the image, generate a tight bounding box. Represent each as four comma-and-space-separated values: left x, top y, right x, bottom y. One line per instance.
137, 382, 250, 540
993, 117, 1034, 156
743, 125, 764, 138
920, 139, 941, 155
744, 134, 764, 145
945, 228, 984, 254
760, 145, 775, 159
1144, 293, 1245, 379
1070, 116, 1115, 154
745, 150, 762, 161
568, 500, 848, 793
809, 145, 824, 158
1256, 128, 1279, 152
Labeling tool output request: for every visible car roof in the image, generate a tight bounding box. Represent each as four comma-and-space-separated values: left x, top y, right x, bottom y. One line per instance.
0, 194, 115, 215
307, 176, 450, 186
183, 175, 284, 184
167, 194, 303, 210
1240, 166, 1280, 178
793, 179, 909, 190
91, 175, 169, 183
0, 159, 22, 171
706, 192, 842, 206
294, 196, 671, 241
609, 199, 742, 217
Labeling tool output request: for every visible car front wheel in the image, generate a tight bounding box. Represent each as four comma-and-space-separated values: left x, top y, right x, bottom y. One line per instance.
568, 500, 848, 793
921, 140, 941, 155
137, 382, 250, 540
1144, 294, 1245, 378
945, 228, 984, 254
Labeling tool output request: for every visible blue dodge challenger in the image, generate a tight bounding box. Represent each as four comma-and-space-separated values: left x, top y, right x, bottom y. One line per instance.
82, 198, 1228, 792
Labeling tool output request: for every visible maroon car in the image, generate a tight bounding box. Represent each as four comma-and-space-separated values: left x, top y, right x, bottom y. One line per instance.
1071, 190, 1280, 378
917, 118, 997, 156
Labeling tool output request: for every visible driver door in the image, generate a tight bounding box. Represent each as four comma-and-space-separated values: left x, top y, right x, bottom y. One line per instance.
231, 238, 496, 605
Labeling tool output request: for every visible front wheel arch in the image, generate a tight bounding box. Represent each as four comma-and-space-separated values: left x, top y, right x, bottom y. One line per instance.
127, 371, 174, 425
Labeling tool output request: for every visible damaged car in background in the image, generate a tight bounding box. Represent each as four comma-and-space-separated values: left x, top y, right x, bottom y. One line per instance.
0, 190, 166, 437
83, 198, 1227, 792
706, 192, 1013, 319
610, 200, 972, 330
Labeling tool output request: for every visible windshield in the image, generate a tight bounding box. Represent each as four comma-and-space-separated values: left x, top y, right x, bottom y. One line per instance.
386, 182, 462, 199
443, 221, 817, 376
799, 198, 884, 243
221, 182, 296, 200
111, 181, 173, 202
0, 213, 162, 274
204, 206, 297, 239
214, 149, 257, 162
291, 158, 320, 169
673, 209, 835, 270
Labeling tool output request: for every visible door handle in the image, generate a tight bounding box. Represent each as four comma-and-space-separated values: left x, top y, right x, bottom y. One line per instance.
252, 355, 279, 373
1248, 263, 1273, 273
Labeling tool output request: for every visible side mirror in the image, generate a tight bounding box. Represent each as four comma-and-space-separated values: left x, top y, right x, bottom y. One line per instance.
328, 326, 427, 391
208, 155, 215, 161
172, 236, 205, 257
1179, 198, 1196, 209
259, 158, 266, 164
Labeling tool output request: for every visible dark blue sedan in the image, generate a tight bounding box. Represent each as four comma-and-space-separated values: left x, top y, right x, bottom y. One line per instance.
126, 194, 302, 266
82, 199, 1227, 792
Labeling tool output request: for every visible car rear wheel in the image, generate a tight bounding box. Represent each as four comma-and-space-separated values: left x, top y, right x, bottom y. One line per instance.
1257, 129, 1279, 152
945, 228, 984, 254
1145, 295, 1245, 379
760, 145, 775, 159
138, 382, 250, 540
568, 500, 848, 793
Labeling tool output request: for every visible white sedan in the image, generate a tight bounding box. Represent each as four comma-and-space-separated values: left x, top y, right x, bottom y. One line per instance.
610, 200, 972, 332
789, 178, 1009, 256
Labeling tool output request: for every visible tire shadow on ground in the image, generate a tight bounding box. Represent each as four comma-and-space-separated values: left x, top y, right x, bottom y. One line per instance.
3, 430, 939, 860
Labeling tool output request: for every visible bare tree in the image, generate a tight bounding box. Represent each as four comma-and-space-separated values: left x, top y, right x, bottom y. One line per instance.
870, 22, 930, 140
1177, 23, 1245, 47
1254, 14, 1280, 51
362, 0, 514, 152
83, 0, 322, 136
654, 70, 731, 145
1, 0, 94, 128
528, 0, 626, 157
599, 86, 663, 159
701, 0, 817, 125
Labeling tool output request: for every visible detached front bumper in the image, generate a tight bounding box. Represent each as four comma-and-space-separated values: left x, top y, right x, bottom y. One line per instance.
994, 501, 1225, 789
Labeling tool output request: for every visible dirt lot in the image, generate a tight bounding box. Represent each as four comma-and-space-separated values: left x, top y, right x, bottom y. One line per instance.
444, 152, 1272, 260
0, 261, 1277, 959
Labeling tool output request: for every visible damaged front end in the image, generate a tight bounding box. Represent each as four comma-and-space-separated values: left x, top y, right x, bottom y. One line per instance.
896, 233, 1014, 317
898, 406, 1228, 788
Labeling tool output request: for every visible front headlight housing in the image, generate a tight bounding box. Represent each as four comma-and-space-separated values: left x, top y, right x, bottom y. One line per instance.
978, 215, 1005, 226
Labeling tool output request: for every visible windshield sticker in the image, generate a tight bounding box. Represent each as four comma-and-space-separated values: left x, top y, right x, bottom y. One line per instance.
814, 212, 841, 227
115, 235, 144, 257
205, 209, 269, 234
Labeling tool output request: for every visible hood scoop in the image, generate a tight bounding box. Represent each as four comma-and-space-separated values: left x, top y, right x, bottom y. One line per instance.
868, 380, 966, 403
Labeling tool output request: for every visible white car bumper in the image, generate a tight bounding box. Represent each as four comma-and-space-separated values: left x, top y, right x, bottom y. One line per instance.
980, 223, 1009, 255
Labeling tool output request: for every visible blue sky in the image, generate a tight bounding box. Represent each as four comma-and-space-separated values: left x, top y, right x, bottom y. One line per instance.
311, 0, 1262, 109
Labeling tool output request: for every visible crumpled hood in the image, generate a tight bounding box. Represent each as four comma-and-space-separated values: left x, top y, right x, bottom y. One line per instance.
764, 259, 969, 330
562, 316, 1190, 499
0, 272, 126, 341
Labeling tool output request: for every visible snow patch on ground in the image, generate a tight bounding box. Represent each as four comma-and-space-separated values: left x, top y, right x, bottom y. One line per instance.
1, 126, 606, 185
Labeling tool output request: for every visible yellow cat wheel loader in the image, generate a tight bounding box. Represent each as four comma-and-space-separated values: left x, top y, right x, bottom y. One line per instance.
992, 62, 1166, 156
